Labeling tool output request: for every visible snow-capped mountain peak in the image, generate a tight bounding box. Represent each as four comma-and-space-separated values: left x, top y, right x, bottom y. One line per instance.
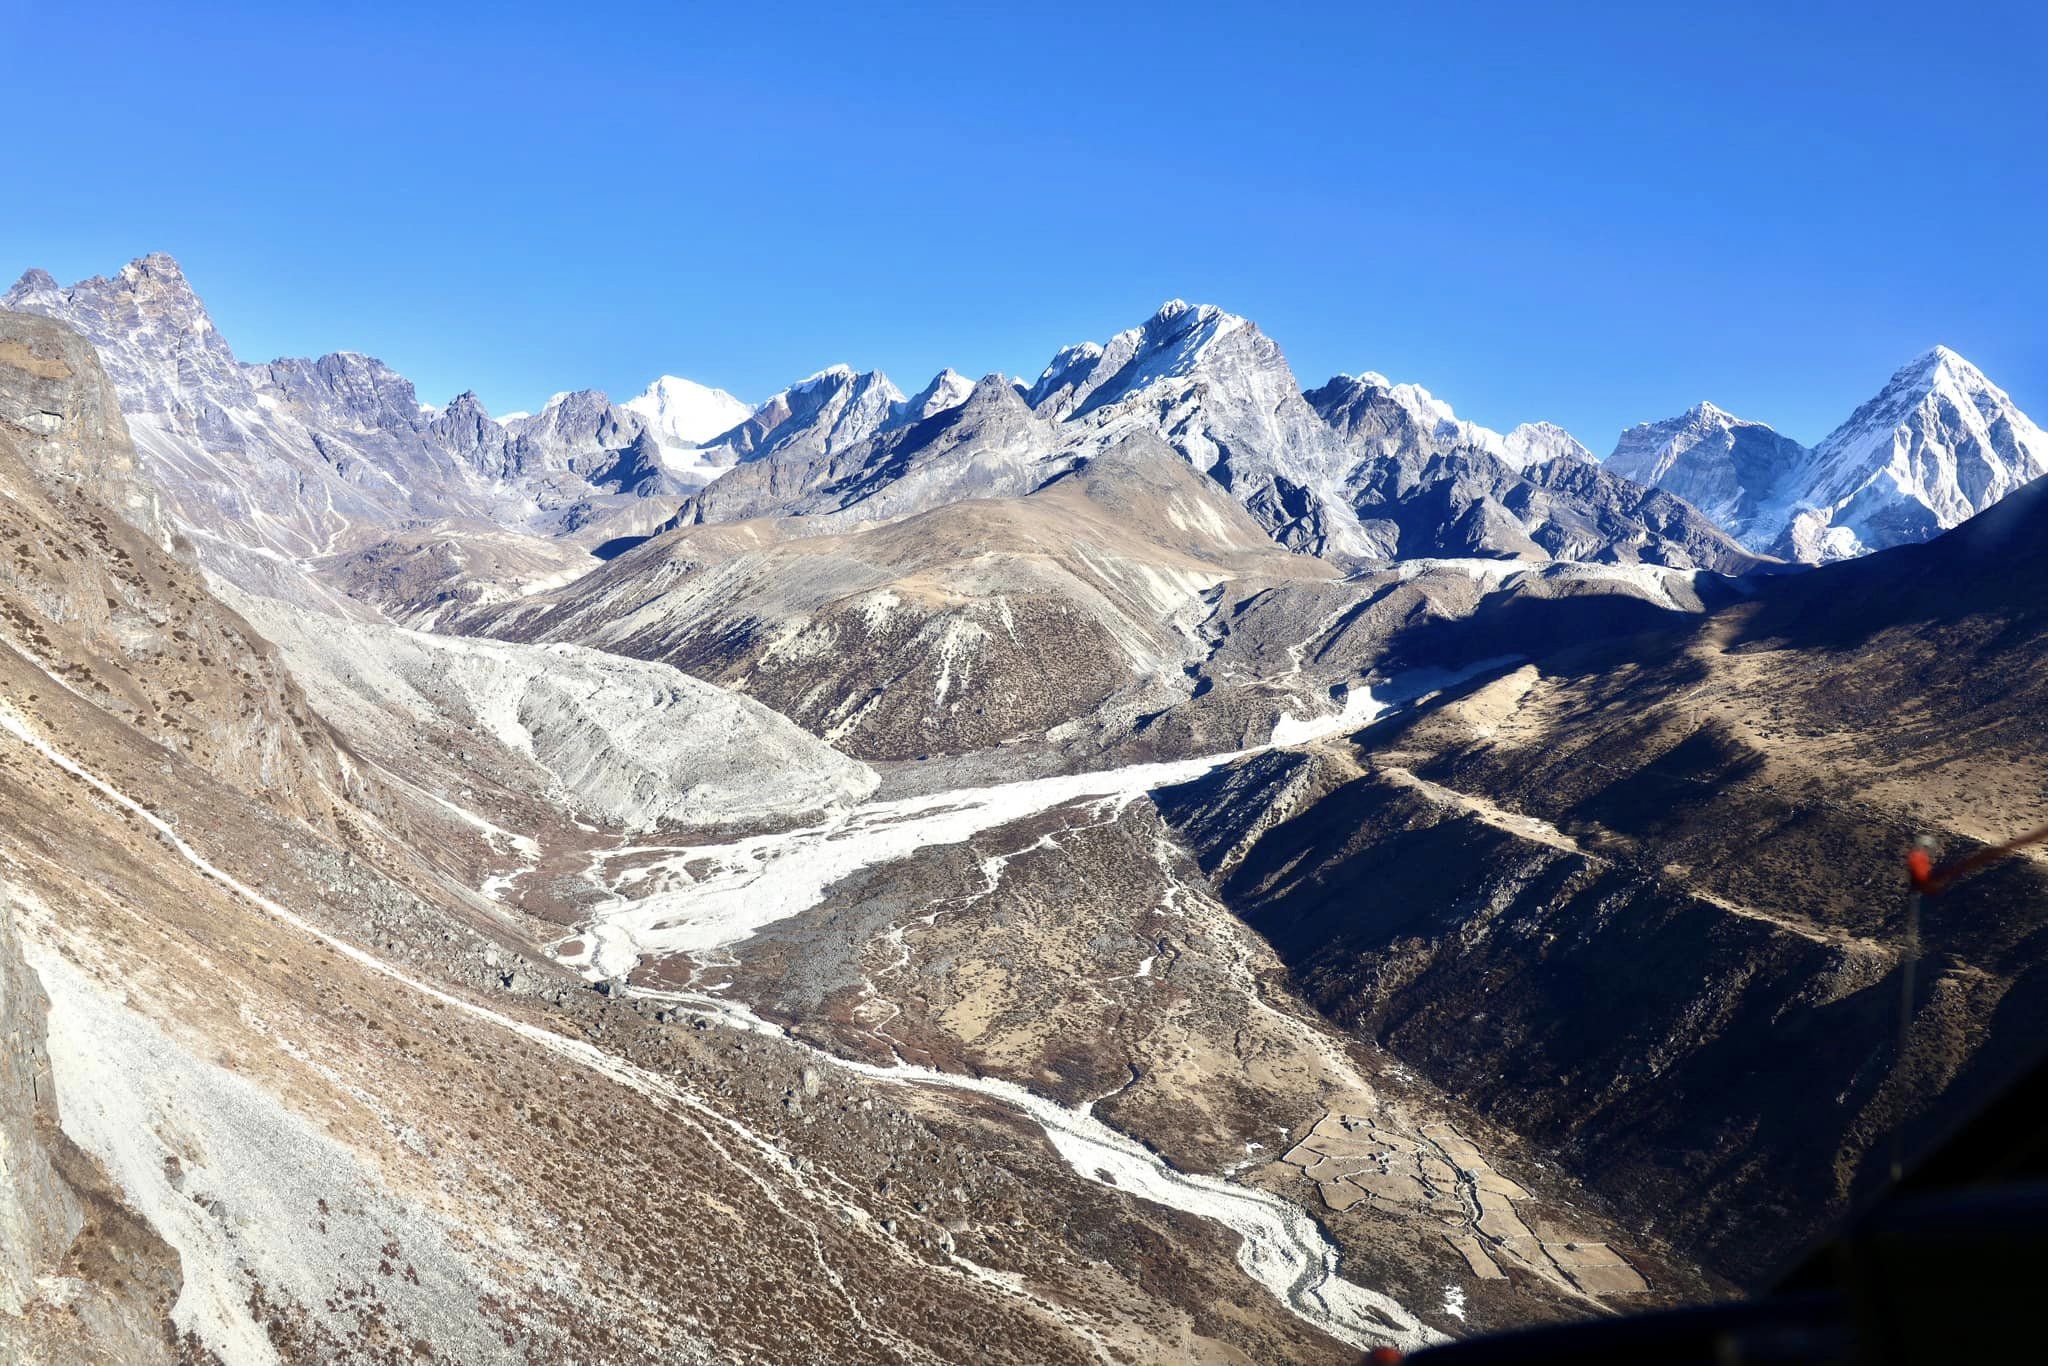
1502, 421, 1594, 466
1024, 301, 1261, 423
1605, 345, 2048, 562
1603, 400, 1809, 544
691, 363, 902, 467
794, 363, 858, 390
1779, 344, 2048, 561
623, 375, 753, 456
895, 368, 976, 425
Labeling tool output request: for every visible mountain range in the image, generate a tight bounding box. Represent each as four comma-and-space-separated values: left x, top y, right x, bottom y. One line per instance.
4, 253, 2046, 1363
1607, 347, 2048, 561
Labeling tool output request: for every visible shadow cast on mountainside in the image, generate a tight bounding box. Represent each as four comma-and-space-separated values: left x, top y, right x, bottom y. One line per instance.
1370, 588, 1708, 683
1730, 471, 2048, 655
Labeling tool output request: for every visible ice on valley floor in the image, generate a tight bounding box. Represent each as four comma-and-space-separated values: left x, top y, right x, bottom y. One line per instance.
561, 750, 1235, 979
561, 658, 1522, 981
632, 984, 1443, 1354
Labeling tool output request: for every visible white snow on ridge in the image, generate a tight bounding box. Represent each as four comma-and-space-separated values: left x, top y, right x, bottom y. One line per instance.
1271, 655, 1524, 746
1351, 374, 1588, 470
1608, 346, 2048, 562
1389, 557, 1696, 610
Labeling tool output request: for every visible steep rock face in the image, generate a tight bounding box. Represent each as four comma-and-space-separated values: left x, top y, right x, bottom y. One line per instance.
893, 367, 975, 424
700, 364, 902, 464
1337, 444, 1765, 573
4, 256, 425, 575
1, 890, 183, 1363
1306, 372, 1591, 471
2, 257, 247, 453
1501, 421, 1593, 466
1298, 373, 1750, 568
669, 301, 1722, 574
0, 313, 163, 543
0, 313, 371, 831
1520, 455, 1771, 571
1027, 301, 1364, 554
1, 256, 685, 604
1605, 401, 1809, 544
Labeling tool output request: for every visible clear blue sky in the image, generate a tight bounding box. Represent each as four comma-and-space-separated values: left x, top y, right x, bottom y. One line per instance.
4, 0, 2043, 449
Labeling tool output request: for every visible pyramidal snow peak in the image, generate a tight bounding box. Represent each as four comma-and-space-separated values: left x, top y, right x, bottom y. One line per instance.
1776, 343, 2048, 561
1607, 345, 2048, 562
895, 367, 977, 424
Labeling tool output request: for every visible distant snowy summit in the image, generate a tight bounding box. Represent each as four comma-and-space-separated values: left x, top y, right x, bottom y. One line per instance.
1605, 347, 2048, 562
624, 375, 753, 464
1605, 401, 1810, 547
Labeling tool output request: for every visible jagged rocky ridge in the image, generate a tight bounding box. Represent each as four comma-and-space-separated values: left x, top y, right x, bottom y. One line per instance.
673, 298, 1760, 575
2, 258, 693, 608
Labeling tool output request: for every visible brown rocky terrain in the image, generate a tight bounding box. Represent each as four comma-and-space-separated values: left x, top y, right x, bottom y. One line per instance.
1155, 474, 2048, 1285
2, 303, 1594, 1363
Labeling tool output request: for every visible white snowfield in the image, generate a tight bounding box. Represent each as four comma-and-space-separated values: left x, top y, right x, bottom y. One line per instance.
1269, 656, 1522, 747
0, 701, 1441, 1355
229, 591, 878, 831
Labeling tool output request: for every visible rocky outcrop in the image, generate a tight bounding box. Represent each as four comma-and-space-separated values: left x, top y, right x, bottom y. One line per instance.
0, 313, 163, 545
1, 889, 182, 1363
1337, 443, 1768, 573
2, 257, 684, 608
676, 372, 1067, 528
1306, 371, 1591, 470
